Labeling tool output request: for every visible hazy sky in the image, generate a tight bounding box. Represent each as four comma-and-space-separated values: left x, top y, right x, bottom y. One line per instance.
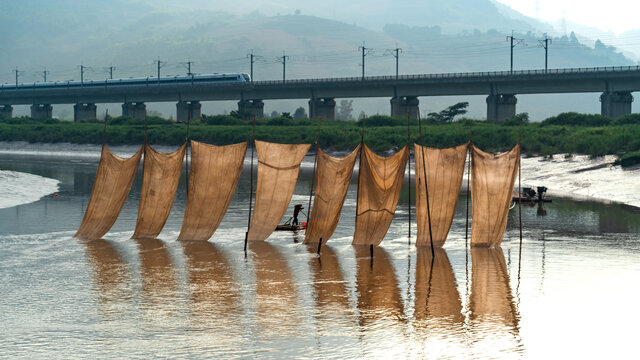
496, 0, 640, 34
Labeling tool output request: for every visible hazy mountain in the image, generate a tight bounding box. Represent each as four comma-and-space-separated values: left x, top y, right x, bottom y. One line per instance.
1, 1, 636, 119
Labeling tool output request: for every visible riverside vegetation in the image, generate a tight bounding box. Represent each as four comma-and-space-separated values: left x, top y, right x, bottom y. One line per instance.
1, 111, 639, 167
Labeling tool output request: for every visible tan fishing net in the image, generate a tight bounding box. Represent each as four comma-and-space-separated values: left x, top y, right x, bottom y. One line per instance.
470, 144, 520, 247
132, 144, 186, 240
75, 145, 143, 240
352, 144, 409, 246
247, 140, 311, 241
414, 143, 467, 247
178, 141, 248, 241
304, 145, 359, 245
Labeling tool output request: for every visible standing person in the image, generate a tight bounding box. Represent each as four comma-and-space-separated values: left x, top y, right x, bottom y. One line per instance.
292, 204, 304, 226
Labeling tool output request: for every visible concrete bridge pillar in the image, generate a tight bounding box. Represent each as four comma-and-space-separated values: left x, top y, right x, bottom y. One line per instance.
73, 103, 97, 122
600, 91, 633, 119
486, 94, 517, 122
390, 96, 419, 118
176, 101, 202, 123
309, 98, 336, 120
122, 102, 146, 120
0, 105, 12, 119
31, 104, 53, 119
238, 99, 264, 119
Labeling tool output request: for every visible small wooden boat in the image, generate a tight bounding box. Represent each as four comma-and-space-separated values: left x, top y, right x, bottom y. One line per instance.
512, 186, 552, 203
275, 224, 306, 231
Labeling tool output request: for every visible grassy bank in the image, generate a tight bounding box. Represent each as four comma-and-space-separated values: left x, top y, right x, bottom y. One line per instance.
1, 113, 640, 165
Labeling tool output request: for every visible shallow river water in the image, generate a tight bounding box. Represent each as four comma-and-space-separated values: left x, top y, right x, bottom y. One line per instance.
0, 148, 639, 359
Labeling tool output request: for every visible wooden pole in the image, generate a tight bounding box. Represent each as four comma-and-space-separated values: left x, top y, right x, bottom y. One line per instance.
185, 109, 191, 198
245, 115, 256, 252
407, 112, 412, 244
355, 117, 365, 229
518, 119, 523, 266
418, 114, 435, 258
307, 118, 322, 225
102, 109, 108, 147
465, 123, 472, 248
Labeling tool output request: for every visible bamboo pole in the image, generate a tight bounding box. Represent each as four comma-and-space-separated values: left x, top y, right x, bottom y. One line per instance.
245, 116, 256, 252
418, 114, 435, 258
465, 123, 472, 248
517, 119, 523, 269
307, 118, 322, 226
407, 112, 412, 244
102, 109, 108, 147
355, 116, 365, 229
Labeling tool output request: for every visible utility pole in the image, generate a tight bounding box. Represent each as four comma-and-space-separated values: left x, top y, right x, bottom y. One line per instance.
358, 41, 371, 80
539, 35, 552, 72
154, 58, 164, 83
107, 65, 115, 79
42, 68, 49, 82
507, 31, 526, 73
79, 65, 85, 84
386, 46, 402, 79
277, 52, 289, 83
13, 67, 19, 86
247, 51, 256, 81
184, 60, 194, 76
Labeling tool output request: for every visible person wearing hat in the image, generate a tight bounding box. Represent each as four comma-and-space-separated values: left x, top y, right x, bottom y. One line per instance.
292, 204, 304, 226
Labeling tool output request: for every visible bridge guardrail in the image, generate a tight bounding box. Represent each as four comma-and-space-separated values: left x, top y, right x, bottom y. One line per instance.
2, 65, 640, 90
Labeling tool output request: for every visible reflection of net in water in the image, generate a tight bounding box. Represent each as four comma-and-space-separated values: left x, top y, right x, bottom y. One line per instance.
250, 242, 301, 335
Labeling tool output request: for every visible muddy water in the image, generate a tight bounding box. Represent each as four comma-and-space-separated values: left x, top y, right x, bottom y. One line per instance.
0, 149, 639, 358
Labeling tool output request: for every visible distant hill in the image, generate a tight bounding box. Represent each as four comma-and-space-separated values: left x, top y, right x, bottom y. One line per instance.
0, 1, 636, 119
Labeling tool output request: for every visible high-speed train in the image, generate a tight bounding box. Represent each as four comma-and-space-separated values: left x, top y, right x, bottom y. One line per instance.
0, 73, 251, 90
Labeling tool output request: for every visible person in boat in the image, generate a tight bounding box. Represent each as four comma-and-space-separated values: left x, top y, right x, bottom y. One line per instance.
292, 204, 304, 226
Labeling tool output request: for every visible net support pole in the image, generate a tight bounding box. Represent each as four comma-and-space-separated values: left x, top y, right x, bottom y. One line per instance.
465, 123, 472, 249
102, 109, 108, 147
355, 117, 365, 230
418, 115, 435, 258
407, 111, 412, 244
185, 109, 191, 197
245, 115, 256, 253
518, 119, 523, 268
307, 119, 322, 225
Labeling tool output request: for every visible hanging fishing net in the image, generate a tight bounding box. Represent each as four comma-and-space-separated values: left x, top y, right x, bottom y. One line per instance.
304, 145, 359, 244
75, 145, 143, 240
